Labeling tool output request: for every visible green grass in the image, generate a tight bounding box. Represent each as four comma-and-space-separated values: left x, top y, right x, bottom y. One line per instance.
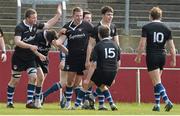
0, 102, 180, 115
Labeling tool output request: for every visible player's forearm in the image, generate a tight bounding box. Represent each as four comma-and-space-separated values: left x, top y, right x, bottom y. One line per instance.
86, 44, 93, 62
34, 51, 46, 61
45, 14, 61, 29
86, 62, 96, 80
113, 35, 119, 46
136, 39, 145, 56
59, 44, 68, 55
14, 40, 33, 49
86, 38, 95, 62
170, 46, 176, 63
167, 40, 176, 63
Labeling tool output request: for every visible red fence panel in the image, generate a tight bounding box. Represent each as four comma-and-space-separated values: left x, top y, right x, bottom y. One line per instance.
0, 52, 180, 103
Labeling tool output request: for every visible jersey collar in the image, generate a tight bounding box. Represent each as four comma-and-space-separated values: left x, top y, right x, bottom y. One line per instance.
23, 20, 33, 32
101, 37, 112, 41
100, 20, 111, 27
69, 20, 82, 31
152, 20, 161, 22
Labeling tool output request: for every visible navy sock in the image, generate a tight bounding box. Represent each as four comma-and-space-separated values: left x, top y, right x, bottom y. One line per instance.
102, 89, 114, 106
43, 82, 62, 98
154, 84, 160, 107
65, 86, 73, 103
35, 86, 42, 100
27, 84, 35, 104
7, 85, 15, 105
158, 83, 171, 104
74, 89, 86, 107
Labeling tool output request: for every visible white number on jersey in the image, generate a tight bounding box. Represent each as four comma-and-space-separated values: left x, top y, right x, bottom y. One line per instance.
105, 48, 115, 59
153, 32, 164, 43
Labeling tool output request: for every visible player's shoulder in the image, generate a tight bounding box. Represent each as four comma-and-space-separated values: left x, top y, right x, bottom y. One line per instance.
16, 22, 26, 30
110, 23, 116, 28
63, 21, 72, 28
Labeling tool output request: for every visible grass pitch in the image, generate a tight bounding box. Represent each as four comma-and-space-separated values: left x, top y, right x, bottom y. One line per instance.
0, 102, 180, 115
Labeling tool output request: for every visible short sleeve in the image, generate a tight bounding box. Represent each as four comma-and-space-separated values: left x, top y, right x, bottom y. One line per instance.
91, 26, 98, 41
14, 25, 23, 37
110, 24, 118, 37
87, 22, 94, 37
37, 22, 45, 29
141, 25, 147, 37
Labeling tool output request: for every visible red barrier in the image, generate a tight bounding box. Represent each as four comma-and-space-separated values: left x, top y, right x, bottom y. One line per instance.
0, 51, 180, 103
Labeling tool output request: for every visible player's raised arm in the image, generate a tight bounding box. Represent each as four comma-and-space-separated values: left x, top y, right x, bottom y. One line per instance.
44, 4, 62, 29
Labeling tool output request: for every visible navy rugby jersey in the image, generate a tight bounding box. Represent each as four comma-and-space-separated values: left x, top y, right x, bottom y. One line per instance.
92, 22, 117, 43
91, 38, 120, 71
14, 21, 44, 60
142, 21, 172, 53
63, 20, 93, 56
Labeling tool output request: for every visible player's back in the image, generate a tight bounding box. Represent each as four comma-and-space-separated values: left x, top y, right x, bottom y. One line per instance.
93, 39, 120, 71
143, 21, 172, 53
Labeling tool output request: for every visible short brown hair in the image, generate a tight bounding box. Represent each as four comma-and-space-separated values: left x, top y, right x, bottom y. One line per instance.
72, 7, 83, 15
24, 8, 37, 18
150, 7, 162, 20
98, 25, 110, 38
46, 29, 58, 43
101, 6, 114, 15
83, 10, 91, 19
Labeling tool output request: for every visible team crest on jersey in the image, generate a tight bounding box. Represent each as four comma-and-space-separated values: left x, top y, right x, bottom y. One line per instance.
13, 65, 17, 70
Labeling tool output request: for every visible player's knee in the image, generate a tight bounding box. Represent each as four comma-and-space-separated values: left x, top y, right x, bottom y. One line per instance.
99, 84, 108, 91
38, 77, 45, 84
27, 68, 37, 84
27, 68, 37, 78
37, 73, 45, 84
8, 78, 20, 87
9, 71, 21, 86
28, 77, 37, 85
12, 72, 21, 79
67, 81, 74, 87
73, 82, 81, 88
60, 79, 67, 86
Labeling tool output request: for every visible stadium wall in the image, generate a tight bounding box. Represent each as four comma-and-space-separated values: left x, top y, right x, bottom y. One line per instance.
0, 51, 180, 103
